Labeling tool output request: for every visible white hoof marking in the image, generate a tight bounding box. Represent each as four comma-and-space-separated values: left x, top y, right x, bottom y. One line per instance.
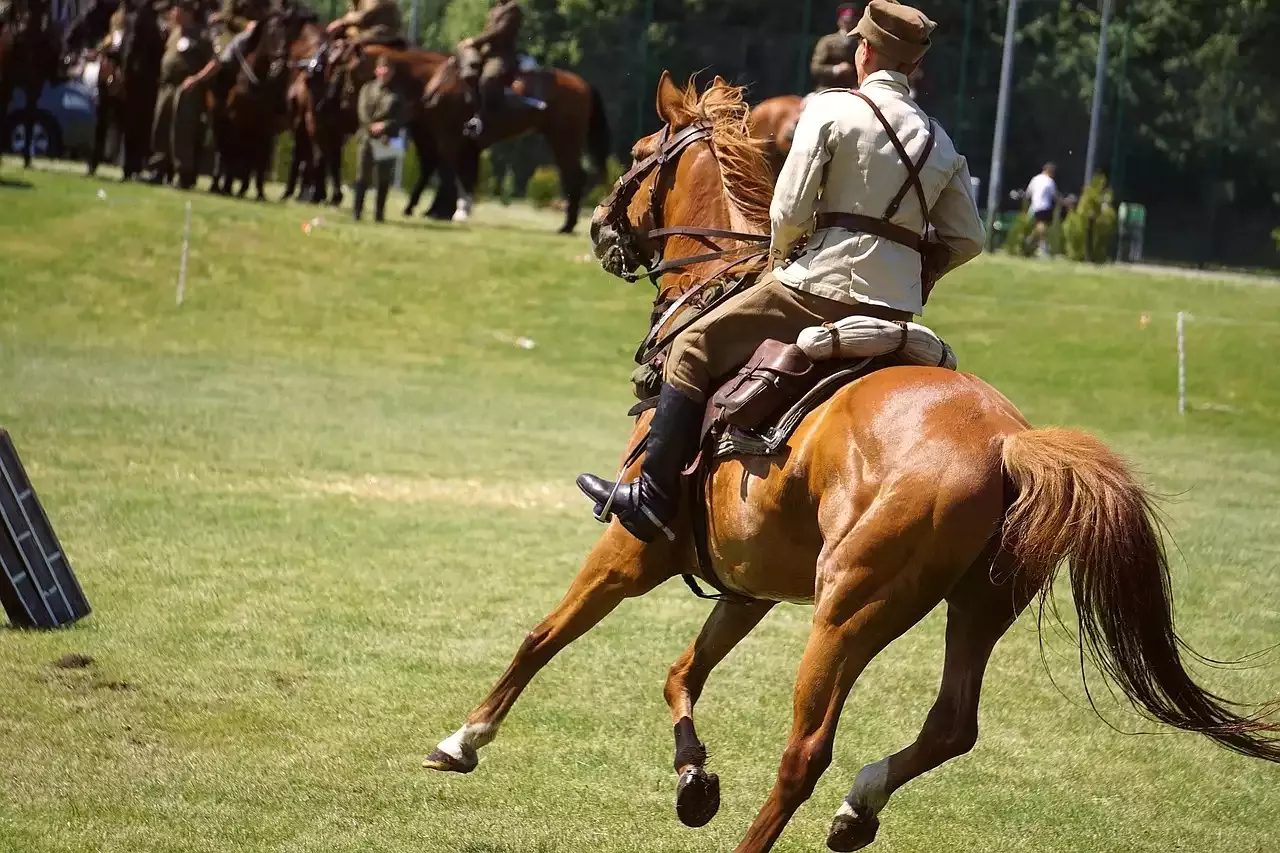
436, 722, 495, 762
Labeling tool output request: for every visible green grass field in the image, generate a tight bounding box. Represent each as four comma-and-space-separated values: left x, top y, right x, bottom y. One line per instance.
1, 162, 1278, 853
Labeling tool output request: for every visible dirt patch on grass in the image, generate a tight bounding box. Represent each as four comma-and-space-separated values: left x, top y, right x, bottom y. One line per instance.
53, 653, 94, 669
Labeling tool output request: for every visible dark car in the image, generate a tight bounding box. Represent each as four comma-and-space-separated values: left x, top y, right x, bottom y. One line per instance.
5, 78, 97, 160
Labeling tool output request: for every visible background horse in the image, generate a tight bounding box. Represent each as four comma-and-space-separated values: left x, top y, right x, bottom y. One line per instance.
210, 14, 294, 198
420, 73, 1280, 853
0, 5, 61, 167
84, 0, 162, 180
408, 56, 610, 233
748, 93, 803, 175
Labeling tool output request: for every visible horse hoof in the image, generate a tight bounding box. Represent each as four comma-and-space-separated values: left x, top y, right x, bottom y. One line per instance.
402, 205, 415, 217
452, 211, 470, 223
826, 809, 879, 852
675, 767, 720, 828
422, 745, 478, 774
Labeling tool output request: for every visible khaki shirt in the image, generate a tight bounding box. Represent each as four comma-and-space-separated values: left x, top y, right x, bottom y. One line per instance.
770, 71, 985, 315
357, 77, 407, 139
160, 26, 214, 85
472, 0, 521, 58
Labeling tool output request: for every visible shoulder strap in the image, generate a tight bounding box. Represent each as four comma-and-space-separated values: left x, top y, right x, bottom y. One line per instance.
852, 90, 936, 236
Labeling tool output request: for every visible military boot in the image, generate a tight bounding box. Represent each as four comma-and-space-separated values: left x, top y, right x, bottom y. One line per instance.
352, 182, 367, 221
576, 383, 702, 543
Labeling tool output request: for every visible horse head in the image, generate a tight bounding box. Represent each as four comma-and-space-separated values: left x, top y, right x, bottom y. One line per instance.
589, 71, 773, 299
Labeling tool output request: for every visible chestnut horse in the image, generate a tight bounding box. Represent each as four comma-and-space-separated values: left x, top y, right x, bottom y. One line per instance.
421, 74, 1280, 853
405, 55, 611, 233
748, 93, 802, 174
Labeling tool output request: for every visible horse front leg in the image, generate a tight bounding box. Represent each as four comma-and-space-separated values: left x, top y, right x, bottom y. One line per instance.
326, 134, 344, 207
22, 83, 42, 168
664, 598, 775, 828
88, 88, 109, 176
422, 527, 674, 774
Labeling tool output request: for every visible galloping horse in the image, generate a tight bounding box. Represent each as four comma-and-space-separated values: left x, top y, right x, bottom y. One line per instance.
421, 74, 1280, 853
209, 14, 295, 198
84, 0, 163, 180
748, 93, 803, 174
406, 55, 610, 233
0, 0, 61, 167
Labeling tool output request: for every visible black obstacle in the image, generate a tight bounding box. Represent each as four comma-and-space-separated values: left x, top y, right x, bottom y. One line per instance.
0, 429, 91, 629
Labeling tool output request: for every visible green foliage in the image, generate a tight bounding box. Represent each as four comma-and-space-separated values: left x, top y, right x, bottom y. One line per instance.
525, 165, 560, 208
1272, 227, 1280, 253
1064, 175, 1119, 264
1002, 211, 1036, 257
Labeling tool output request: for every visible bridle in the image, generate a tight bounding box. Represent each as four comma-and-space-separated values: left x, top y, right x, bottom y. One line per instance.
596, 120, 771, 363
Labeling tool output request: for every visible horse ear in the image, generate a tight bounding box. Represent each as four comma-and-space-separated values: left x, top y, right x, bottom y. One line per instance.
655, 70, 682, 126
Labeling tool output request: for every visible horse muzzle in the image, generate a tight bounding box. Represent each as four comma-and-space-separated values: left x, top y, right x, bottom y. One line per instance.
590, 213, 649, 281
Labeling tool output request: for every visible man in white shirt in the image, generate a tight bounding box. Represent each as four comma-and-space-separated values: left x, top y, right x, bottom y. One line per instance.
577, 0, 985, 543
1024, 162, 1058, 257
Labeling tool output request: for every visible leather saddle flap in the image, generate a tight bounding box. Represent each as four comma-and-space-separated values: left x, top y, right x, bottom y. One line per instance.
709, 339, 815, 431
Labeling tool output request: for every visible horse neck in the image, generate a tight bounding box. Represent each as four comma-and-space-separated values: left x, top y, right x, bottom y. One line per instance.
659, 144, 763, 297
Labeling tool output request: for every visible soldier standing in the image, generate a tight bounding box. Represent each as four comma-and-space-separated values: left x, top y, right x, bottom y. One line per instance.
810, 3, 859, 92
147, 0, 212, 188
456, 0, 522, 139
353, 54, 407, 223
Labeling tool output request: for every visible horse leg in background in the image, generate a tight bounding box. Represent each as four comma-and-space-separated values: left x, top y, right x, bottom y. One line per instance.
326, 132, 344, 207
548, 133, 587, 234
826, 548, 1028, 852
426, 160, 457, 220
88, 85, 110, 176
451, 144, 480, 223
281, 132, 302, 200
403, 124, 436, 217
664, 598, 775, 828
253, 134, 270, 201
422, 527, 673, 774
21, 80, 44, 167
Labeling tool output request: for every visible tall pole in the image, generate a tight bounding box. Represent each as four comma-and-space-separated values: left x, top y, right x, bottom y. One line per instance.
984, 0, 1020, 247
409, 0, 420, 46
1083, 0, 1114, 186
954, 0, 974, 149
1109, 18, 1131, 197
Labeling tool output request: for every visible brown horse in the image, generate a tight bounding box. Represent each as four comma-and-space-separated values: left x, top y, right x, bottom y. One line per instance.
420, 73, 1280, 853
83, 0, 163, 181
748, 93, 803, 174
406, 55, 610, 233
209, 15, 297, 198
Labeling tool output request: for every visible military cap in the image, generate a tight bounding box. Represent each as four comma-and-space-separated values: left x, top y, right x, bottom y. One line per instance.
856, 0, 935, 65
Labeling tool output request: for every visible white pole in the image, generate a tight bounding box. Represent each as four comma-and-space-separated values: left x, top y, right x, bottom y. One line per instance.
1083, 0, 1115, 186
1177, 311, 1186, 415
984, 0, 1020, 248
176, 201, 191, 306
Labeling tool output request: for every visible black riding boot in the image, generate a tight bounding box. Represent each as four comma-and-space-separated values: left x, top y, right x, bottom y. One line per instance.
374, 184, 389, 222
576, 383, 702, 543
352, 182, 366, 221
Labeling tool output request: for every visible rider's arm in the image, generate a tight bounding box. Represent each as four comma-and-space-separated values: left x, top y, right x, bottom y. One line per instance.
929, 157, 985, 278
185, 57, 219, 89
768, 97, 837, 265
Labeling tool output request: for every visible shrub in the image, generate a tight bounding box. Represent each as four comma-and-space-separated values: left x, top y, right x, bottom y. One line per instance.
1272, 227, 1280, 253
1002, 210, 1035, 256
526, 166, 560, 209
1063, 174, 1118, 263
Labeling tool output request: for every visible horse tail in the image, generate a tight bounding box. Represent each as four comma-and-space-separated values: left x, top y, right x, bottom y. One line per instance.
586, 83, 611, 182
1000, 427, 1280, 762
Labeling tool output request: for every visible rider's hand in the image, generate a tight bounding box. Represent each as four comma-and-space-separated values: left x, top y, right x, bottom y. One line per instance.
834, 62, 852, 77
181, 75, 196, 91
370, 121, 386, 136
457, 37, 474, 49
326, 19, 342, 34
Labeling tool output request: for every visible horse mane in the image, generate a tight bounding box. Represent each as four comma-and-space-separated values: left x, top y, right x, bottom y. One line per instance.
664, 77, 774, 232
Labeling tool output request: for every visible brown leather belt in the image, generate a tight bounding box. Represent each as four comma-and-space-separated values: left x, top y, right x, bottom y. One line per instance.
816, 212, 921, 252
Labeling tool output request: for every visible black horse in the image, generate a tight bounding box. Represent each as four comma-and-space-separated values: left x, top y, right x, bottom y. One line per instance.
0, 0, 62, 167
85, 0, 162, 180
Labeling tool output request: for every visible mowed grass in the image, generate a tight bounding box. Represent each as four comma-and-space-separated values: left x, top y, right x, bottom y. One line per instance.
0, 162, 1278, 853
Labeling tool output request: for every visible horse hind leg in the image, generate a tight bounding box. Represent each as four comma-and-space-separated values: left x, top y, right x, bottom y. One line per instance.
422, 528, 671, 774
664, 598, 775, 828
548, 135, 586, 234
826, 546, 1027, 851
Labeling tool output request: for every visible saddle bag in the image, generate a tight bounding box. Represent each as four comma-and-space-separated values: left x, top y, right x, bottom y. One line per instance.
710, 340, 815, 431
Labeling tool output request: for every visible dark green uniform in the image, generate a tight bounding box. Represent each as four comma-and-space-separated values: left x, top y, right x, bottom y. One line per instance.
810, 30, 858, 91
354, 75, 407, 221
460, 0, 522, 94
149, 25, 214, 185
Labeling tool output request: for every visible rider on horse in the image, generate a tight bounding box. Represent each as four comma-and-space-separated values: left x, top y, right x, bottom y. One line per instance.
456, 0, 522, 139
322, 0, 402, 102
578, 0, 986, 543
